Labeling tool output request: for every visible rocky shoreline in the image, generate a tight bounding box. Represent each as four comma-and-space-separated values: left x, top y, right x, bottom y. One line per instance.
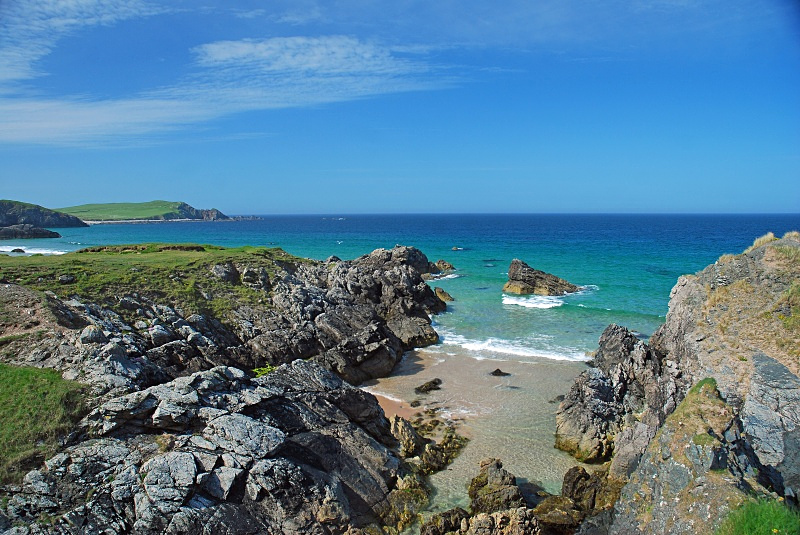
1, 233, 799, 534
0, 245, 465, 534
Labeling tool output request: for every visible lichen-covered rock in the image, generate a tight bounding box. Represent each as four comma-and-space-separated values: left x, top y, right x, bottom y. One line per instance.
0, 245, 447, 398
608, 380, 753, 535
502, 259, 578, 296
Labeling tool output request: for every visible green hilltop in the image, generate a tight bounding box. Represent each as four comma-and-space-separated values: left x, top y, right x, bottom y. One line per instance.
56, 200, 229, 222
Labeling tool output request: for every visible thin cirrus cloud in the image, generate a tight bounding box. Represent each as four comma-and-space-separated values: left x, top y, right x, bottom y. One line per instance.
0, 33, 448, 146
0, 0, 166, 85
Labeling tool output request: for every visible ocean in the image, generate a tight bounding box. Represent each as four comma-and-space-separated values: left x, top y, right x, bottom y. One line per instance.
3, 213, 799, 511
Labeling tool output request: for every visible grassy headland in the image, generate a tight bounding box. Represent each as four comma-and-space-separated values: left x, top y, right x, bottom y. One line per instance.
0, 243, 306, 320
56, 200, 229, 221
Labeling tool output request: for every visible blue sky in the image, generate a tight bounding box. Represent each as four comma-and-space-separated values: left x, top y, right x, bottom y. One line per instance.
0, 0, 798, 214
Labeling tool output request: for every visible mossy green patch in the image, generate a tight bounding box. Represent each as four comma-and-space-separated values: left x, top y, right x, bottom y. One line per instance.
0, 363, 88, 484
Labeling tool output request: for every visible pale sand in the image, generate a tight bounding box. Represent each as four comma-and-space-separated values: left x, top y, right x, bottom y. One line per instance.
371, 392, 419, 421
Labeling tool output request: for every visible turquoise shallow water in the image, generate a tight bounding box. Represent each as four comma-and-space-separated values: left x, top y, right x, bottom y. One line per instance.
4, 214, 799, 512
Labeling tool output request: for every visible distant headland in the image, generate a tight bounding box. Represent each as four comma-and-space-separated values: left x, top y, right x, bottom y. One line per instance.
55, 200, 231, 223
0, 200, 235, 239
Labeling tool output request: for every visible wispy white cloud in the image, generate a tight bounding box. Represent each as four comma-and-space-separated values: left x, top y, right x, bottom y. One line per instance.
0, 31, 450, 145
194, 36, 429, 75
0, 0, 166, 86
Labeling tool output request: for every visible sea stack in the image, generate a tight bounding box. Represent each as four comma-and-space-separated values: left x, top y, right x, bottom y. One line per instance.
502, 259, 578, 295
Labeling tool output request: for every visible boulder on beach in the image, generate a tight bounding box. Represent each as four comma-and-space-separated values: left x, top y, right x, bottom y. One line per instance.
502, 259, 578, 296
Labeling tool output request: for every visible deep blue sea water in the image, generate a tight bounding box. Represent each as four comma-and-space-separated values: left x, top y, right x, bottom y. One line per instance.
4, 214, 799, 509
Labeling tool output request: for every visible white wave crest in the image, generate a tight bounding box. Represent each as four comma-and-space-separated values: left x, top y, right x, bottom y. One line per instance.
0, 246, 67, 255
502, 294, 564, 309
360, 386, 404, 403
428, 273, 461, 281
437, 330, 589, 362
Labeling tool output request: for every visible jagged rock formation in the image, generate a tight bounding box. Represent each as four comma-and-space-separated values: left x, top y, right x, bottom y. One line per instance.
0, 245, 459, 534
0, 361, 431, 534
167, 202, 229, 221
555, 233, 800, 534
555, 323, 686, 474
0, 200, 88, 228
0, 246, 446, 397
502, 259, 578, 296
0, 224, 60, 239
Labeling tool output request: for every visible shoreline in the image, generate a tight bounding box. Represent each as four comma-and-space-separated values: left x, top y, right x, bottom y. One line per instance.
83, 218, 235, 225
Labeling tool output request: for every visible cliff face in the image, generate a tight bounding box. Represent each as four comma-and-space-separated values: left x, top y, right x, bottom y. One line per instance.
0, 200, 88, 228
556, 233, 800, 534
166, 202, 230, 221
0, 245, 450, 534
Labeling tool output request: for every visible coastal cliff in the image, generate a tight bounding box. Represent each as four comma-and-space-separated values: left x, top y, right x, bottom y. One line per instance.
556, 232, 800, 534
0, 244, 452, 534
0, 200, 87, 241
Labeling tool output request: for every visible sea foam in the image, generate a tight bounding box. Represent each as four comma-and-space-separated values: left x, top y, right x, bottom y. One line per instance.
0, 246, 67, 255
436, 329, 589, 362
502, 294, 564, 309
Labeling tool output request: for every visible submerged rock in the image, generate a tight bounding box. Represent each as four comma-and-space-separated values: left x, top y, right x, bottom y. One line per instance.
502, 259, 578, 296
415, 378, 443, 394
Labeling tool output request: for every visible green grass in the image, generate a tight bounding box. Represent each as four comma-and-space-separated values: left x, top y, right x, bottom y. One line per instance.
56, 200, 189, 221
0, 363, 88, 484
0, 243, 306, 321
715, 499, 800, 535
688, 377, 718, 396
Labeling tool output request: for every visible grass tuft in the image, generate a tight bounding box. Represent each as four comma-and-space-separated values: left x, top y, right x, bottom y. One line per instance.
715, 499, 800, 535
253, 365, 276, 377
745, 233, 778, 254
0, 364, 88, 484
782, 231, 800, 241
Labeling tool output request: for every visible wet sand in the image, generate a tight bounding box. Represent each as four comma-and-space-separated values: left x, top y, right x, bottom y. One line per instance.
363, 347, 588, 512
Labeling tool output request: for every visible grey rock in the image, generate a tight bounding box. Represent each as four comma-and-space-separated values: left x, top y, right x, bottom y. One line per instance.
79, 325, 108, 345
3, 361, 415, 534
742, 353, 800, 497
0, 224, 60, 239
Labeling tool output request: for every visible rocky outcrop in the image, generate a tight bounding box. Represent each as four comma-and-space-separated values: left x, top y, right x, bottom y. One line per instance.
421, 459, 613, 535
467, 459, 526, 514
502, 259, 578, 296
608, 379, 757, 535
168, 203, 230, 221
555, 324, 686, 472
0, 200, 87, 228
435, 287, 454, 302
0, 224, 60, 239
0, 361, 434, 534
555, 233, 800, 534
0, 246, 446, 397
